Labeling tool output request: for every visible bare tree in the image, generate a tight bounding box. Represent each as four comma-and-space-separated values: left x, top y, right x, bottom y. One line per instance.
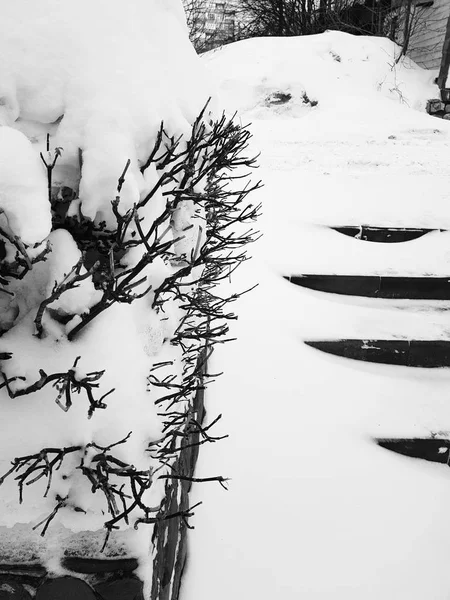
239, 0, 395, 38
183, 0, 236, 52
437, 8, 450, 89
382, 0, 446, 67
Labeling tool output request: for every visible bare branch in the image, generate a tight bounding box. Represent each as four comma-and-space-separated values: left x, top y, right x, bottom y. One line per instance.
0, 356, 113, 417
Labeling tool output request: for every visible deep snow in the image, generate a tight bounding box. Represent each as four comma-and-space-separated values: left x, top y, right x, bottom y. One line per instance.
1, 5, 450, 596
183, 33, 450, 600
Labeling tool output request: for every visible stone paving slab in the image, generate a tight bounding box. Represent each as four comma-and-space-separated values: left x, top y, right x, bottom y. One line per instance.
0, 575, 145, 600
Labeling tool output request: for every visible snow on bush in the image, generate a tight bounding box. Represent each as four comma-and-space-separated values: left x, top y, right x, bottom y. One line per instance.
0, 127, 51, 245
0, 0, 211, 227
0, 0, 260, 591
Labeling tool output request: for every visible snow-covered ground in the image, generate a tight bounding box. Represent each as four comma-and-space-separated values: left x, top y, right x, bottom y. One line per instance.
183, 33, 450, 600
2, 7, 450, 595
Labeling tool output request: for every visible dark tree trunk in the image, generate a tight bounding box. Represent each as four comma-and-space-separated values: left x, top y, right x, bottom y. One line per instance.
150, 349, 208, 600
438, 11, 450, 90
401, 0, 414, 57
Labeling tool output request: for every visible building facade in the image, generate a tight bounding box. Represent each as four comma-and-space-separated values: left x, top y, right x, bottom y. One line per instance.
184, 0, 246, 52
402, 0, 450, 70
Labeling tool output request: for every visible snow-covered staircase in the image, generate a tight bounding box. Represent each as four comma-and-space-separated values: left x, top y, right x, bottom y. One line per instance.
286, 226, 450, 367
286, 225, 450, 462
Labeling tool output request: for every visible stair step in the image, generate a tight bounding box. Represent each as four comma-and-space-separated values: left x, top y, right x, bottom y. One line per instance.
376, 438, 450, 464
285, 275, 450, 299
305, 340, 450, 367
61, 557, 138, 574
332, 226, 438, 243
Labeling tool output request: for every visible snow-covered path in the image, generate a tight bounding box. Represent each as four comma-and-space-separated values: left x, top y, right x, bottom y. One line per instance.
183, 35, 450, 600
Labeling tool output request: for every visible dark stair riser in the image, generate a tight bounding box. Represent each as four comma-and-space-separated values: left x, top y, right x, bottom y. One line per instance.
332, 226, 437, 243
286, 275, 450, 300
305, 340, 450, 368
376, 439, 450, 464
61, 558, 138, 575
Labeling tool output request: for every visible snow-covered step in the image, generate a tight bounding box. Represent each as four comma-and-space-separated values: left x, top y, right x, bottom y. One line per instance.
376, 438, 450, 464
331, 226, 440, 243
268, 222, 450, 277
285, 275, 450, 299
305, 339, 450, 367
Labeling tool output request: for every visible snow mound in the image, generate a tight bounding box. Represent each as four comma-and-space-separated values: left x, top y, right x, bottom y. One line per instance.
0, 127, 51, 244
0, 0, 213, 225
185, 29, 450, 600
203, 31, 439, 118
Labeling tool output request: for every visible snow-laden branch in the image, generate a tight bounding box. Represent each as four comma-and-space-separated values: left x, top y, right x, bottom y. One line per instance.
59, 102, 261, 343
0, 356, 114, 417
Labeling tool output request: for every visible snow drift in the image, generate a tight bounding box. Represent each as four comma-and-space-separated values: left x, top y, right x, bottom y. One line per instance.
183, 32, 450, 600
204, 31, 439, 118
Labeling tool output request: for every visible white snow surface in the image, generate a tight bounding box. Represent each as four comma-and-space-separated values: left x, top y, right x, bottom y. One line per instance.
0, 127, 51, 244
182, 33, 450, 600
